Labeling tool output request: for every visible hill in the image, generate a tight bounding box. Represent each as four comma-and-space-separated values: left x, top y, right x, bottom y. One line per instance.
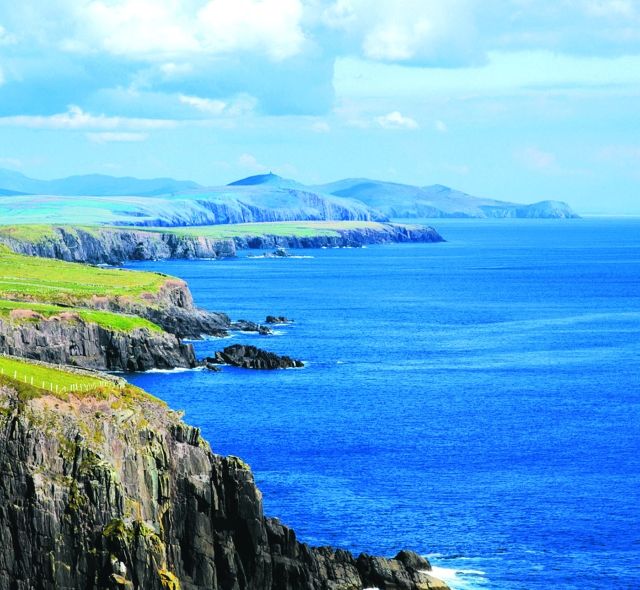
0, 169, 579, 224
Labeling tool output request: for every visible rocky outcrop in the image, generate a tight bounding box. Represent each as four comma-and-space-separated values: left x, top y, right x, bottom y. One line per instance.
0, 380, 449, 590
0, 227, 237, 265
0, 316, 196, 371
82, 277, 231, 340
231, 320, 272, 335
0, 223, 444, 266
265, 316, 293, 325
209, 345, 304, 370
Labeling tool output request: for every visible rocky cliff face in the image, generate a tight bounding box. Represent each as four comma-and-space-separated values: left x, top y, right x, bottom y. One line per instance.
0, 381, 449, 590
0, 227, 237, 265
0, 317, 196, 372
0, 224, 443, 266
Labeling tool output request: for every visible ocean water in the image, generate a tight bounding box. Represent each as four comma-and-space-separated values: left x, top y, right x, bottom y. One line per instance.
127, 219, 640, 590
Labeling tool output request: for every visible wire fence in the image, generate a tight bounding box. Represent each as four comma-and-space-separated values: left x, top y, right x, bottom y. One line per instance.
0, 365, 114, 395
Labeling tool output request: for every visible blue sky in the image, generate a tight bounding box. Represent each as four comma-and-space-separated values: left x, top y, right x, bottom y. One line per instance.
1, 0, 639, 213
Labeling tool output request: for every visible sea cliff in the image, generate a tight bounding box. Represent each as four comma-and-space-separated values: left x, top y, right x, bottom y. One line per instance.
0, 223, 444, 265
0, 372, 449, 590
0, 317, 196, 372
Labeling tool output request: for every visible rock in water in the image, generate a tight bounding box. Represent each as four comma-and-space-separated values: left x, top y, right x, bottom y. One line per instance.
210, 344, 303, 369
231, 319, 273, 335
265, 315, 293, 324
0, 378, 450, 590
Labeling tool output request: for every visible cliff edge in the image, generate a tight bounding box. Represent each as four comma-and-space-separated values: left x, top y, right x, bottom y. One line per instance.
0, 369, 449, 590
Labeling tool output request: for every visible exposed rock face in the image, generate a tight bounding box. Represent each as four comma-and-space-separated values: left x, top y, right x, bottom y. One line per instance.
0, 382, 449, 590
0, 317, 196, 371
0, 227, 237, 265
0, 223, 444, 266
210, 345, 304, 370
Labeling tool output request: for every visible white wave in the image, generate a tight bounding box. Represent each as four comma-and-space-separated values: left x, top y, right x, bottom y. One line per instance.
183, 334, 234, 342
428, 565, 489, 590
287, 255, 314, 259
143, 366, 206, 374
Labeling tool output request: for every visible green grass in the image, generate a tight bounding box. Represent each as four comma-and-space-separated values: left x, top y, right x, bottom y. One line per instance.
0, 355, 111, 394
145, 220, 385, 239
0, 245, 170, 307
0, 299, 162, 332
0, 224, 60, 242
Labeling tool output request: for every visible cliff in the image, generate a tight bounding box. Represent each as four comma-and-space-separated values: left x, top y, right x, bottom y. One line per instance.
0, 316, 196, 372
0, 223, 444, 266
0, 374, 449, 590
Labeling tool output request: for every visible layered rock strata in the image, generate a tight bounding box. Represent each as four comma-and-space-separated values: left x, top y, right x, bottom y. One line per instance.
0, 380, 449, 590
0, 316, 196, 371
0, 224, 444, 265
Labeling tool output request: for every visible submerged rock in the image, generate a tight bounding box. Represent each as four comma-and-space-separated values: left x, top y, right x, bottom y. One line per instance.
210, 344, 304, 369
0, 378, 450, 590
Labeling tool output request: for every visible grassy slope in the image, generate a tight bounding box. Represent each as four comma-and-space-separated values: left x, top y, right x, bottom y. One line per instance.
0, 221, 418, 244
0, 245, 168, 306
0, 300, 162, 332
152, 220, 387, 238
0, 355, 111, 391
0, 355, 162, 405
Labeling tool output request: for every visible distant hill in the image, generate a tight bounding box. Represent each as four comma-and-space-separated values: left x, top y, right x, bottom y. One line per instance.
0, 169, 579, 225
314, 179, 579, 219
0, 168, 200, 196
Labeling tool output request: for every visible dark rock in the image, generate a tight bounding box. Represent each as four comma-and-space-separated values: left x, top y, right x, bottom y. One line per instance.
0, 316, 196, 372
212, 344, 304, 370
231, 320, 273, 335
0, 379, 450, 590
265, 316, 293, 325
0, 223, 444, 266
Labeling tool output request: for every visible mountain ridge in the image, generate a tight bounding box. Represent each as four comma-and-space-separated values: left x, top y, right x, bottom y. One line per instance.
0, 168, 579, 221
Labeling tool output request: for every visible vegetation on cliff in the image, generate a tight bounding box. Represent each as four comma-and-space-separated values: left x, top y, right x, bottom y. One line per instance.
0, 244, 168, 306
0, 357, 449, 590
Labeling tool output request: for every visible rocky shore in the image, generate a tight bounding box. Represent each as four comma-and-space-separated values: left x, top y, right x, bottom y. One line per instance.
208, 344, 304, 370
0, 376, 449, 590
0, 223, 444, 265
0, 316, 197, 372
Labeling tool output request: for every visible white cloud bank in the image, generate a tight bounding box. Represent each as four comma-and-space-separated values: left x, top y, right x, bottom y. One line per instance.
375, 111, 419, 130
0, 105, 175, 130
69, 0, 305, 61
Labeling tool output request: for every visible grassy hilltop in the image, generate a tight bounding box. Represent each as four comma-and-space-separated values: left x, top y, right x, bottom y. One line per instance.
0, 245, 174, 333
0, 244, 167, 305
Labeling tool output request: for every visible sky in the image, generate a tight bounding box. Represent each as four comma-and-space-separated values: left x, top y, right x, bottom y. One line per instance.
1, 1, 639, 214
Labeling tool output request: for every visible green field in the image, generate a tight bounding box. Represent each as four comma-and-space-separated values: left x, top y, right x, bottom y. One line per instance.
0, 245, 170, 306
140, 220, 386, 238
0, 300, 162, 332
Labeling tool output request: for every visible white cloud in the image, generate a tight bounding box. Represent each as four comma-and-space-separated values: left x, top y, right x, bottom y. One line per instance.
197, 0, 305, 60
0, 24, 17, 46
582, 0, 637, 19
517, 146, 557, 171
69, 0, 305, 61
0, 105, 176, 130
86, 132, 148, 143
238, 153, 269, 172
322, 0, 477, 65
375, 111, 419, 130
179, 93, 257, 117
310, 120, 331, 133
435, 120, 448, 133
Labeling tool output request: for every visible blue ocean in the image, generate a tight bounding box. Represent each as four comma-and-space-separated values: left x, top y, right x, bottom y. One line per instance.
127, 219, 640, 590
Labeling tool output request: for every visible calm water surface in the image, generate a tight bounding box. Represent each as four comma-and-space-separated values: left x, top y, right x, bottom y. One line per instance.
128, 219, 640, 590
